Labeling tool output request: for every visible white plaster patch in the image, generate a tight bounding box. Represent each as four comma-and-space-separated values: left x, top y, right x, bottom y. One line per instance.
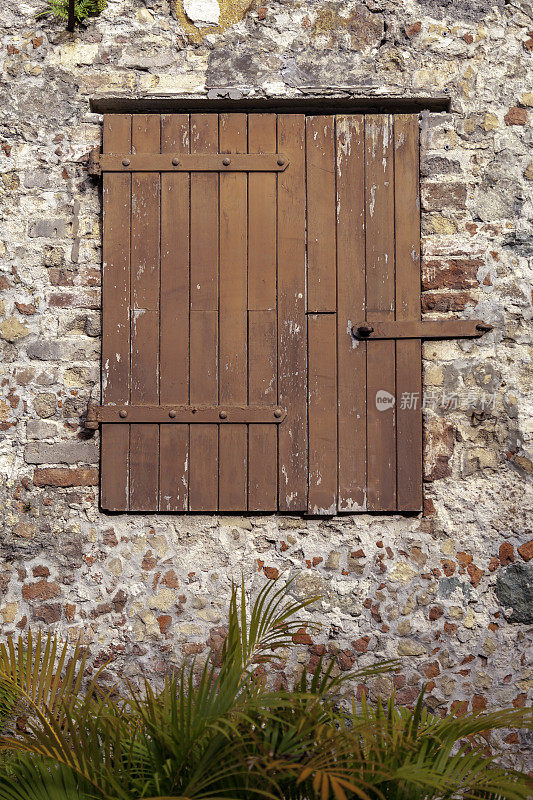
183, 0, 220, 25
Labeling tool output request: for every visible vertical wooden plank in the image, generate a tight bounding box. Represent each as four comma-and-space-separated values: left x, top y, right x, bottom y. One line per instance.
218, 113, 248, 512
308, 314, 337, 515
277, 115, 308, 512
306, 116, 336, 312
159, 114, 190, 511
365, 114, 396, 511
189, 310, 218, 510
101, 114, 131, 511
129, 114, 160, 511
395, 114, 422, 511
189, 114, 219, 512
336, 115, 367, 511
248, 114, 277, 511
248, 310, 278, 510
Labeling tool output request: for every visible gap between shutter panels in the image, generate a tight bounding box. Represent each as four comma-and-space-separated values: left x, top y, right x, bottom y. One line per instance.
99, 112, 423, 514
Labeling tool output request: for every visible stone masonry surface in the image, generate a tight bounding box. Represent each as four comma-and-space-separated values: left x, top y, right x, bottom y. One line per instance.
1, 0, 533, 769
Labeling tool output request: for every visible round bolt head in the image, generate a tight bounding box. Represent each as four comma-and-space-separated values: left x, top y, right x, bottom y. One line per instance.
169, 409, 176, 418
277, 157, 285, 166
219, 410, 228, 420
274, 408, 283, 418
122, 158, 130, 167
119, 409, 128, 418
222, 157, 231, 166
172, 157, 180, 166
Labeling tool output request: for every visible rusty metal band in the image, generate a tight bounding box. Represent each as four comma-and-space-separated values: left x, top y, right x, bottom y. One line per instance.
86, 404, 287, 428
352, 320, 493, 340
90, 152, 289, 175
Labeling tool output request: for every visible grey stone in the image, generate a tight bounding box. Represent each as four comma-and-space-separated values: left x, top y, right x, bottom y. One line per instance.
28, 219, 68, 238
24, 171, 50, 189
24, 441, 98, 465
495, 564, 533, 624
26, 420, 58, 439
502, 232, 533, 259
438, 577, 472, 600
84, 314, 101, 338
26, 339, 97, 361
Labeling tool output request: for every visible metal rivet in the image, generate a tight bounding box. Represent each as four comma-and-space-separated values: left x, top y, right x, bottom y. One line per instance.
277, 157, 285, 166
274, 408, 283, 418
119, 409, 128, 418
219, 410, 227, 420
354, 323, 374, 338
222, 157, 231, 166
172, 157, 180, 166
169, 409, 176, 418
122, 158, 130, 167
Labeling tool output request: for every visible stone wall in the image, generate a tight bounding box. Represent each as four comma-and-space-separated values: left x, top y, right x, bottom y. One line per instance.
1, 0, 532, 768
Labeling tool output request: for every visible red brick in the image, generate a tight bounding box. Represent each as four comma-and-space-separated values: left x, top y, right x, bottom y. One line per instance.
338, 650, 355, 671
498, 542, 514, 566
513, 693, 527, 708
443, 622, 458, 634
429, 606, 444, 621
22, 579, 61, 601
422, 183, 468, 211
102, 528, 118, 546
517, 540, 533, 562
441, 559, 456, 577
421, 291, 475, 312
396, 686, 421, 706
467, 563, 483, 587
15, 302, 36, 315
161, 569, 179, 588
457, 552, 473, 566
263, 566, 279, 580
32, 603, 61, 623
182, 643, 204, 655
488, 556, 500, 572
352, 636, 370, 653
157, 615, 172, 634
33, 467, 98, 487
504, 106, 527, 125
32, 566, 50, 578
422, 661, 440, 678
142, 551, 157, 570
472, 694, 487, 713
405, 21, 421, 37
47, 290, 99, 309
422, 257, 482, 290
450, 700, 468, 717
292, 627, 313, 645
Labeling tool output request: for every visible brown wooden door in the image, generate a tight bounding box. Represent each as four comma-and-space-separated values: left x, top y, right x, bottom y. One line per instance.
99, 112, 422, 514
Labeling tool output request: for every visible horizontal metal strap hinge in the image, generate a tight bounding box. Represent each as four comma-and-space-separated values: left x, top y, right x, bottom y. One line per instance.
352, 320, 493, 340
86, 404, 287, 428
88, 149, 289, 176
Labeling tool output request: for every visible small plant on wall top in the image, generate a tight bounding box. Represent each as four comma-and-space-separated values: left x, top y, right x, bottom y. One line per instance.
38, 0, 106, 24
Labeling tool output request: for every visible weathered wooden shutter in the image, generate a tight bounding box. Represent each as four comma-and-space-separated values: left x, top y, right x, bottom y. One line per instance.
90, 112, 489, 514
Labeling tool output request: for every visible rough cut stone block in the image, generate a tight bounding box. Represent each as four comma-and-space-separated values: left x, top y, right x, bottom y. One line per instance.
28, 219, 68, 238
26, 420, 58, 439
33, 467, 98, 487
25, 441, 99, 465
